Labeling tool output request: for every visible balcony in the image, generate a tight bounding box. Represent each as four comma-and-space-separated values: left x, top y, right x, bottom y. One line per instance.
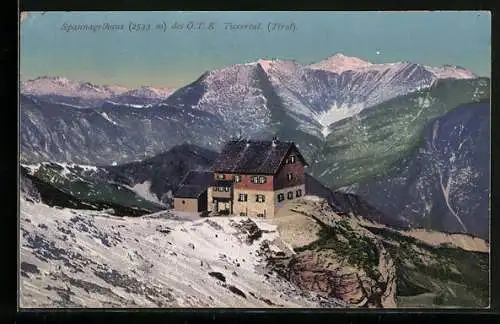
211, 180, 233, 199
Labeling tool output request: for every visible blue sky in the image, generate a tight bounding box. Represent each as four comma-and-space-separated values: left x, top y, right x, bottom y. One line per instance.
20, 11, 491, 88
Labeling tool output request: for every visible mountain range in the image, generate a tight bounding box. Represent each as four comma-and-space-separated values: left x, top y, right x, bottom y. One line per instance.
20, 54, 488, 168
20, 53, 490, 239
20, 76, 175, 108
342, 100, 490, 240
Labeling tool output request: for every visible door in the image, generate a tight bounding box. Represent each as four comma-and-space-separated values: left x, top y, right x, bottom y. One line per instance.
218, 201, 230, 213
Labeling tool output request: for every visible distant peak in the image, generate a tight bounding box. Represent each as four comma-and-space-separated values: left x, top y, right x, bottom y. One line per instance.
308, 53, 373, 74
331, 53, 351, 59
257, 58, 274, 64
329, 53, 372, 64
31, 75, 70, 82
424, 64, 476, 79
256, 58, 275, 72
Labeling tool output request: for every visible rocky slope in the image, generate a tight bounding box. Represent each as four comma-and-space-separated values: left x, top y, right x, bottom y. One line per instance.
269, 197, 489, 308
19, 195, 489, 308
344, 101, 490, 239
20, 94, 228, 165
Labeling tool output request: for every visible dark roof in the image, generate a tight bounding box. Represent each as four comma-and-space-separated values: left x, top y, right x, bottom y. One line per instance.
211, 140, 307, 174
179, 170, 214, 187
214, 180, 233, 187
174, 170, 213, 199
174, 185, 207, 199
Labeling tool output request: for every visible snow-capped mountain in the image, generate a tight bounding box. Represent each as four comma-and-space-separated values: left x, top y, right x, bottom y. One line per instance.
106, 86, 176, 107
119, 86, 174, 99
343, 100, 490, 239
20, 76, 129, 99
308, 53, 374, 74
165, 55, 442, 139
20, 76, 129, 108
309, 53, 477, 80
424, 64, 477, 79
20, 77, 175, 108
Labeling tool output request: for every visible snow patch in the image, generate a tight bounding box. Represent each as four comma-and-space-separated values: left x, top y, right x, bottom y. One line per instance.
125, 181, 164, 206
315, 103, 364, 137
19, 198, 332, 308
257, 59, 274, 73
425, 65, 476, 79
308, 53, 373, 74
100, 112, 119, 126
302, 195, 324, 202
104, 100, 151, 109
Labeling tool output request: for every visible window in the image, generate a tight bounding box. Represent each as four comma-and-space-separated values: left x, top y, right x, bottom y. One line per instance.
238, 193, 248, 202
182, 200, 186, 204
287, 173, 293, 181
224, 187, 230, 192
287, 191, 293, 200
289, 155, 296, 164
213, 187, 219, 192
296, 189, 302, 197
256, 194, 265, 203
216, 174, 225, 180
234, 175, 241, 182
251, 176, 266, 184
277, 193, 285, 202
218, 187, 224, 192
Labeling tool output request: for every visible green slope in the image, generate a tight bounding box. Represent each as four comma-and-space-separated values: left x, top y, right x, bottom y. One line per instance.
365, 226, 489, 308
21, 163, 165, 214
313, 77, 490, 188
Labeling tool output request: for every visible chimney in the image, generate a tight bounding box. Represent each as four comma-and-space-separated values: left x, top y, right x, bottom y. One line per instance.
272, 136, 278, 147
